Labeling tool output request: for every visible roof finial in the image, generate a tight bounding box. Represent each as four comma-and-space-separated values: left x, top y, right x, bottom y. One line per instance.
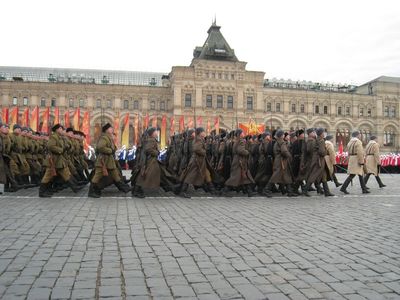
213, 14, 216, 26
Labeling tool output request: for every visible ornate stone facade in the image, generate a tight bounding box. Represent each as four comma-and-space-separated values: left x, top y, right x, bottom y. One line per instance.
1, 23, 399, 151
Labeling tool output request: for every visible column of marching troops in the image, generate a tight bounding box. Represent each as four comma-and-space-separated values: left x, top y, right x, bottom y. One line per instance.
0, 121, 386, 198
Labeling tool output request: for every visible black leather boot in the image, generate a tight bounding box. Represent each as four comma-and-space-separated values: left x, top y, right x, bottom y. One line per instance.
322, 182, 334, 197
286, 184, 299, 197
39, 183, 52, 198
332, 174, 342, 187
132, 185, 145, 198
375, 176, 386, 188
88, 183, 101, 198
364, 173, 371, 185
115, 180, 131, 193
340, 175, 354, 194
245, 185, 257, 197
359, 175, 370, 194
302, 183, 312, 197
315, 183, 324, 195
220, 186, 233, 198
67, 178, 82, 193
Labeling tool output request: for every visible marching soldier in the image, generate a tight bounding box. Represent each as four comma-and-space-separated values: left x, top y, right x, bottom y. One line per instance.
364, 136, 386, 188
88, 123, 131, 198
264, 130, 297, 197
340, 130, 370, 194
39, 124, 82, 197
325, 135, 342, 187
291, 129, 305, 193
224, 129, 256, 197
254, 132, 271, 195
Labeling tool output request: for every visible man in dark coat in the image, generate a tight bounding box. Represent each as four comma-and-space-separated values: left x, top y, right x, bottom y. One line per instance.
224, 129, 256, 197
303, 128, 334, 197
290, 129, 305, 193
264, 130, 298, 197
254, 132, 271, 195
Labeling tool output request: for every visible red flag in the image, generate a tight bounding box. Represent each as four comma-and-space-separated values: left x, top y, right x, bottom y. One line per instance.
339, 140, 343, 154
41, 107, 50, 133
179, 116, 184, 133
151, 115, 157, 128
161, 115, 167, 149
197, 116, 203, 127
10, 107, 18, 129
1, 107, 9, 124
206, 118, 211, 135
73, 108, 80, 130
133, 115, 139, 145
214, 116, 220, 135
121, 113, 130, 147
187, 117, 194, 129
114, 113, 120, 146
30, 106, 39, 132
64, 110, 70, 128
169, 116, 175, 136
22, 108, 29, 127
144, 114, 149, 129
82, 111, 90, 150
54, 107, 60, 125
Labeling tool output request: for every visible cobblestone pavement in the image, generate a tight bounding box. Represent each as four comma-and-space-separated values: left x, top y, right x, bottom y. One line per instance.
0, 174, 399, 300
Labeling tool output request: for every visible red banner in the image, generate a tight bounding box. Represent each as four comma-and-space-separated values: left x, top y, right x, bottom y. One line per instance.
161, 115, 167, 149
238, 119, 265, 135
54, 107, 59, 125
197, 116, 203, 127
10, 107, 18, 129
73, 107, 80, 130
179, 116, 184, 133
82, 111, 90, 150
144, 114, 149, 129
151, 115, 157, 128
1, 107, 9, 124
206, 118, 211, 135
133, 115, 139, 145
22, 108, 29, 127
214, 116, 220, 135
41, 107, 50, 133
169, 116, 175, 136
30, 106, 39, 132
187, 117, 194, 129
64, 110, 70, 128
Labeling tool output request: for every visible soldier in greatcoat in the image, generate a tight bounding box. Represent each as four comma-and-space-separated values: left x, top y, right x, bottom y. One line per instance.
364, 136, 386, 188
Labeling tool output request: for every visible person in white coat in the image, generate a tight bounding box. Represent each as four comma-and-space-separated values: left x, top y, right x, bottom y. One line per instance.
364, 136, 386, 188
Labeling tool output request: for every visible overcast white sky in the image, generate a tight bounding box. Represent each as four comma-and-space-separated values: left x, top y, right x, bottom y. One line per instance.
1, 0, 399, 85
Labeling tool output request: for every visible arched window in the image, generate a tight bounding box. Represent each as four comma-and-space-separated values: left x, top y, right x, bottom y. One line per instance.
266, 102, 272, 112
335, 127, 350, 146
133, 100, 139, 110
150, 101, 155, 110
300, 104, 305, 113
384, 106, 389, 117
123, 100, 129, 109
291, 103, 296, 113
384, 127, 396, 147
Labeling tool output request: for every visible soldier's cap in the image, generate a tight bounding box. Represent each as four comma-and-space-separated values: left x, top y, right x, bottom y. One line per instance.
0, 123, 9, 128
234, 128, 243, 137
352, 130, 360, 137
21, 127, 29, 132
326, 135, 334, 141
297, 129, 304, 136
146, 127, 157, 136
316, 127, 325, 136
66, 127, 74, 133
187, 129, 195, 136
290, 132, 297, 138
195, 127, 205, 135
275, 129, 284, 138
102, 123, 112, 132
52, 123, 63, 132
306, 128, 315, 135
370, 135, 377, 140
13, 124, 21, 130
264, 131, 271, 136
220, 132, 226, 139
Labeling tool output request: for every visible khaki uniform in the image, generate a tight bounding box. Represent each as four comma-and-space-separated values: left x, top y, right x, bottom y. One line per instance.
10, 133, 30, 177
324, 140, 336, 177
347, 138, 365, 176
92, 133, 121, 184
365, 140, 380, 176
41, 132, 71, 183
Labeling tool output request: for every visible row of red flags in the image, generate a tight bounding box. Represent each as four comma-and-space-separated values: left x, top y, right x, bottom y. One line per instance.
1, 107, 221, 148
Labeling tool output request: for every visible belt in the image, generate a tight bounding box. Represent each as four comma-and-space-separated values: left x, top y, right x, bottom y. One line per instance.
367, 154, 374, 156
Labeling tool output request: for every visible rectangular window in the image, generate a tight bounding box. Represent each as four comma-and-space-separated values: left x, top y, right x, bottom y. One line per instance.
231, 74, 235, 80
217, 95, 223, 109
247, 96, 253, 110
96, 99, 101, 108
267, 103, 272, 112
300, 104, 305, 113
338, 106, 342, 115
359, 107, 364, 116
23, 97, 28, 106
384, 106, 389, 117
123, 100, 129, 109
107, 100, 112, 108
346, 106, 350, 116
276, 103, 280, 112
160, 101, 165, 111
323, 105, 328, 115
315, 105, 319, 114
390, 107, 396, 118
133, 100, 139, 110
40, 97, 46, 107
218, 73, 222, 79
206, 95, 212, 108
367, 108, 371, 117
12, 97, 18, 105
150, 101, 155, 110
79, 99, 85, 107
291, 104, 296, 113
51, 98, 56, 107
227, 96, 233, 109
184, 94, 192, 107
69, 98, 74, 107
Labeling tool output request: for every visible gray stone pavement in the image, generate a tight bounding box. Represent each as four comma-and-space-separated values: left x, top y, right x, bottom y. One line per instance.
0, 173, 399, 300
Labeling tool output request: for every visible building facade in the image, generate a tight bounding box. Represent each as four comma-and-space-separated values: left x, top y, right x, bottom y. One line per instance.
1, 22, 399, 151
